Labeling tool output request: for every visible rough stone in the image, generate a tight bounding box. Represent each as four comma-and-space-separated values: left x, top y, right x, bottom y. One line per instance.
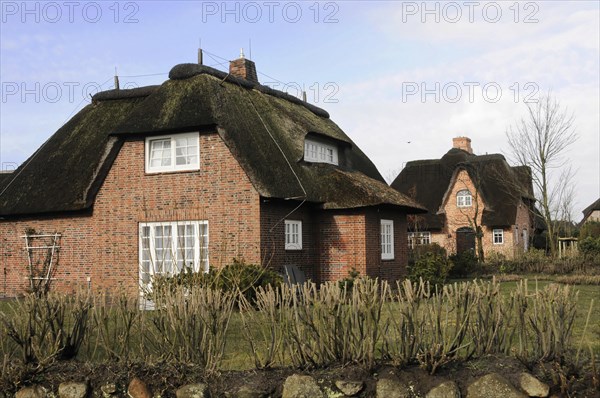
176, 383, 211, 398
335, 380, 364, 396
466, 373, 527, 398
376, 378, 411, 398
100, 383, 117, 397
282, 374, 323, 398
518, 373, 549, 397
58, 381, 88, 398
426, 380, 461, 398
234, 385, 267, 398
15, 385, 47, 398
128, 377, 152, 398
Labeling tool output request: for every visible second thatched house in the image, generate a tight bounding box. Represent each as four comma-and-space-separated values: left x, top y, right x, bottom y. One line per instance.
0, 54, 425, 297
391, 137, 536, 259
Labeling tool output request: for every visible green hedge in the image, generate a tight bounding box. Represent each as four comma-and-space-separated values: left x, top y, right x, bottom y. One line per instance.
408, 243, 452, 286
150, 259, 283, 304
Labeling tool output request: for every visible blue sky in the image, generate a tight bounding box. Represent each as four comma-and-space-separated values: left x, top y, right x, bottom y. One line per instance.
1, 1, 599, 221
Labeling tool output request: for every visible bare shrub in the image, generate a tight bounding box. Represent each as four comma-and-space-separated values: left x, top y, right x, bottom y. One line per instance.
239, 284, 291, 369
88, 292, 141, 362
146, 286, 236, 373
277, 278, 386, 369
0, 291, 92, 364
512, 281, 578, 364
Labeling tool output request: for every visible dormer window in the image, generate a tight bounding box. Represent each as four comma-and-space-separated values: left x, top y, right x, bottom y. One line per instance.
304, 138, 338, 165
456, 189, 472, 207
145, 132, 199, 173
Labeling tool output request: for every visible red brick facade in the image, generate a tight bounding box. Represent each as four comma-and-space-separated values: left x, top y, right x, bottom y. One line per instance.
430, 169, 533, 258
1, 132, 409, 297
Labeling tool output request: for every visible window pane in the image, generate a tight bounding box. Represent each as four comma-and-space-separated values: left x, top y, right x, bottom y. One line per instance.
150, 139, 172, 168
140, 227, 151, 283
175, 136, 198, 166
154, 226, 173, 274
176, 223, 195, 272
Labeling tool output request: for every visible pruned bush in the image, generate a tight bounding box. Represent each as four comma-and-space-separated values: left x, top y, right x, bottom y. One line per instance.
0, 292, 92, 364
146, 286, 236, 372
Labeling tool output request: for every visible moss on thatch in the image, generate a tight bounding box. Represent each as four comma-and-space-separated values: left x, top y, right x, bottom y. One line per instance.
1, 64, 425, 217
0, 96, 146, 216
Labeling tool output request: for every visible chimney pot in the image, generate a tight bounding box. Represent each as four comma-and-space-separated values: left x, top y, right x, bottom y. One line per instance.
453, 136, 473, 154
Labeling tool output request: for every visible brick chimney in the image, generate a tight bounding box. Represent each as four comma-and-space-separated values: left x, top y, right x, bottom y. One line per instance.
453, 136, 473, 154
229, 49, 258, 84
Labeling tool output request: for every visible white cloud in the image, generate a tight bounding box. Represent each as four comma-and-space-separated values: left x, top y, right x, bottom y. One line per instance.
327, 2, 599, 216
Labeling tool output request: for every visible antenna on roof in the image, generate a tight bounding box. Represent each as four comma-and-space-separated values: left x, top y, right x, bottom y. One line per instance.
249, 38, 252, 59
114, 67, 120, 90
240, 48, 245, 59
198, 38, 203, 65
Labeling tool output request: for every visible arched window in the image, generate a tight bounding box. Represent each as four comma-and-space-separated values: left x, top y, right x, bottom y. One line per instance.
456, 189, 472, 207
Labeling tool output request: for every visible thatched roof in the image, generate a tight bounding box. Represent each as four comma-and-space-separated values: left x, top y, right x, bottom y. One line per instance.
0, 64, 425, 217
391, 148, 534, 229
582, 198, 600, 221
0, 173, 13, 192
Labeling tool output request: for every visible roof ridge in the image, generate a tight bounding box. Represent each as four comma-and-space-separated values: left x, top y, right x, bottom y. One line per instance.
168, 63, 330, 118
92, 85, 160, 102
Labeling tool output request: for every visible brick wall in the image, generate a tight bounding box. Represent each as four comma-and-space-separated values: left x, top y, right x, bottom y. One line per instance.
365, 208, 408, 283
318, 208, 408, 283
260, 200, 318, 281
318, 210, 366, 282
0, 132, 261, 297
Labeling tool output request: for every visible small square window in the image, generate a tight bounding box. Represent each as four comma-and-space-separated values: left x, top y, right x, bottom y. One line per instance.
285, 220, 302, 250
493, 229, 504, 245
381, 219, 394, 260
457, 190, 472, 207
146, 132, 200, 173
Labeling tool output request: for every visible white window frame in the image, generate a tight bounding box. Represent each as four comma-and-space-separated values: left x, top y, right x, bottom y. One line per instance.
139, 220, 209, 288
304, 138, 339, 165
408, 231, 431, 249
381, 219, 394, 260
493, 228, 504, 245
456, 189, 472, 207
285, 220, 302, 250
145, 132, 200, 173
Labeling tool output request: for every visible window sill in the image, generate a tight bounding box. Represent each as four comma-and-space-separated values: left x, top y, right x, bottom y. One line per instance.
145, 168, 201, 176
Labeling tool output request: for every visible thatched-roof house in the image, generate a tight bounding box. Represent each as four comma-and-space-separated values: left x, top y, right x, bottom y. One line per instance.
581, 198, 600, 224
391, 137, 536, 258
0, 55, 425, 297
